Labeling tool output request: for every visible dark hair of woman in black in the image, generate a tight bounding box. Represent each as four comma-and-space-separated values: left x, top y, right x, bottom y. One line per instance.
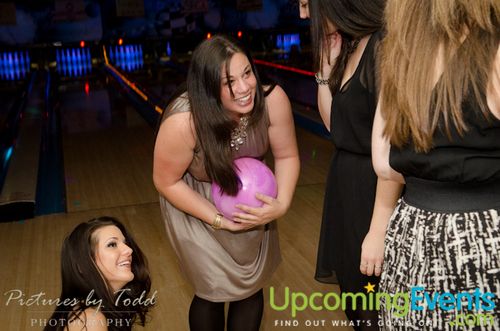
309, 0, 385, 92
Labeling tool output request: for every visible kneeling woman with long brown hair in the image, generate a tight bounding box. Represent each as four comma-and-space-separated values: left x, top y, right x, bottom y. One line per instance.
45, 217, 153, 331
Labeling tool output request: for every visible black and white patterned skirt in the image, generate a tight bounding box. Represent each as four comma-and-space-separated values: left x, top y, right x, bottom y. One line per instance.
379, 179, 500, 331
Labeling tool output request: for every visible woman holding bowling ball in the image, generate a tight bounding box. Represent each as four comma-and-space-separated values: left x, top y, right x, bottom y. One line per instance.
153, 35, 300, 331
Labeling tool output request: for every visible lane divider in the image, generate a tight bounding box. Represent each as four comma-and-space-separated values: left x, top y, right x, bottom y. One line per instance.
102, 46, 163, 114
253, 59, 314, 77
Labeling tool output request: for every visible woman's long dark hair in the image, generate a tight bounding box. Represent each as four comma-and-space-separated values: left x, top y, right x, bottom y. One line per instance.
45, 217, 152, 331
187, 35, 266, 195
309, 0, 385, 93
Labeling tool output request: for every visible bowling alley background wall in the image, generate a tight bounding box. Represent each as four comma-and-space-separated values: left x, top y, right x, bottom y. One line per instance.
0, 0, 307, 45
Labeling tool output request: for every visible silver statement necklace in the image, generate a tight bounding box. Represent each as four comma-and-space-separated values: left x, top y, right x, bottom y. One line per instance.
230, 116, 249, 151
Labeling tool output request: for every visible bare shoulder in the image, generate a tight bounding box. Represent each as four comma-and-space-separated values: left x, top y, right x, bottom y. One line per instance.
157, 110, 196, 148
264, 85, 293, 127
265, 85, 291, 115
67, 308, 107, 331
158, 92, 195, 144
264, 84, 289, 106
160, 110, 192, 131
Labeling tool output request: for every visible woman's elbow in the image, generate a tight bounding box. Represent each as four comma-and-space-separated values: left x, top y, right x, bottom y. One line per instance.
373, 161, 405, 183
152, 172, 168, 196
372, 157, 392, 180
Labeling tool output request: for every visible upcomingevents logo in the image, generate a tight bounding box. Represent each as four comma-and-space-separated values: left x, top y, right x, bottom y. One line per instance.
268, 285, 497, 328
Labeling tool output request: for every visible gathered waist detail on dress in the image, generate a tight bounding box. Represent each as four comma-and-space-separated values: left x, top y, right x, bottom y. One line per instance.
403, 177, 500, 212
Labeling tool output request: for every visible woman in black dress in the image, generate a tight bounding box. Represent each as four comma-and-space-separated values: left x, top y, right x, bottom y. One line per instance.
300, 0, 402, 329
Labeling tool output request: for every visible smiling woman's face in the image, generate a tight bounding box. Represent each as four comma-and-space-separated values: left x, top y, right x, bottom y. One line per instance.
220, 52, 257, 119
93, 225, 134, 292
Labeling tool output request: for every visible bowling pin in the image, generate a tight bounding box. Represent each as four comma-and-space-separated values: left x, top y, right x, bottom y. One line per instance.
86, 48, 92, 73
139, 45, 143, 69
25, 51, 30, 73
125, 45, 131, 71
0, 53, 5, 80
167, 41, 172, 57
8, 52, 14, 80
56, 49, 61, 73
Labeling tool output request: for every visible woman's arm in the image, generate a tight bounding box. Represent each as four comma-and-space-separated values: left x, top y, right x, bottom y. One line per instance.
267, 85, 301, 212
153, 112, 248, 231
371, 102, 405, 183
360, 178, 403, 276
234, 85, 300, 225
360, 102, 405, 276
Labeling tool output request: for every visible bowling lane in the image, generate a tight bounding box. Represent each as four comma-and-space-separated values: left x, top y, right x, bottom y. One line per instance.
119, 61, 187, 107
0, 90, 21, 129
0, 79, 31, 135
58, 74, 161, 212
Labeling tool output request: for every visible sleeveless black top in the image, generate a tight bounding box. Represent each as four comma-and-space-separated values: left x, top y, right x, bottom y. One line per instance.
390, 96, 500, 184
330, 31, 381, 156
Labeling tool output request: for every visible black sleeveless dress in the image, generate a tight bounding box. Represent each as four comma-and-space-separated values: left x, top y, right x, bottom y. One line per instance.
315, 32, 382, 294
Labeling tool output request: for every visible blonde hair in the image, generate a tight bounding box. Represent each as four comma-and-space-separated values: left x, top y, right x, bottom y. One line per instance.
380, 0, 499, 152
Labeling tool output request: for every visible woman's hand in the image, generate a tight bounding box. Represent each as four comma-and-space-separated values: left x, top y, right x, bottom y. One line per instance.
230, 193, 286, 229
320, 31, 342, 77
360, 229, 385, 277
220, 216, 254, 232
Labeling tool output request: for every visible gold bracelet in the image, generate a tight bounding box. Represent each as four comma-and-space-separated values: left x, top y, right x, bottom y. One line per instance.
315, 72, 330, 85
212, 213, 223, 230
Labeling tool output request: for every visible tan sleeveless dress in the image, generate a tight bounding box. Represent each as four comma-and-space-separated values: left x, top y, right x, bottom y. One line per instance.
159, 93, 281, 302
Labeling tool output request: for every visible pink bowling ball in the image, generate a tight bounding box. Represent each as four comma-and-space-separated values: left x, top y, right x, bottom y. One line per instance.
211, 157, 278, 221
